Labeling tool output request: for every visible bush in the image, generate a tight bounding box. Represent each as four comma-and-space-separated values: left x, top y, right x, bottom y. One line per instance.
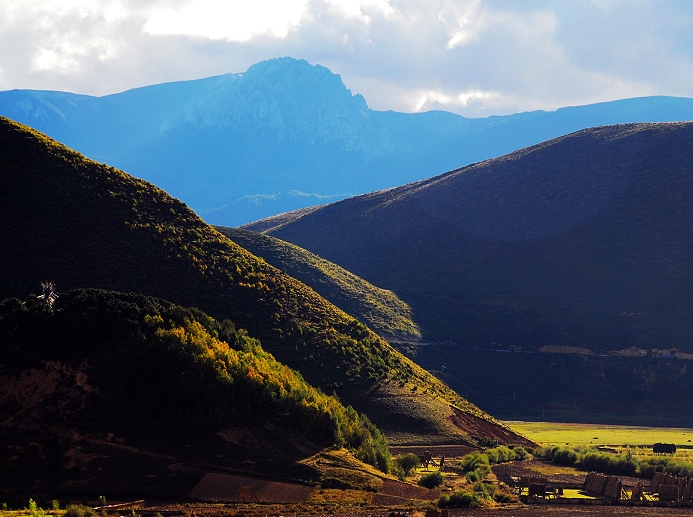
556, 448, 579, 466
512, 446, 529, 460
472, 480, 496, 499
466, 464, 491, 483
63, 505, 96, 517
393, 453, 420, 477
419, 471, 445, 488
461, 451, 489, 471
439, 490, 484, 508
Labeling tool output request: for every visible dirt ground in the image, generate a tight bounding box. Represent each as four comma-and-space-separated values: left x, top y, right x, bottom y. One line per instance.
492, 459, 645, 489
446, 507, 693, 516
137, 502, 693, 517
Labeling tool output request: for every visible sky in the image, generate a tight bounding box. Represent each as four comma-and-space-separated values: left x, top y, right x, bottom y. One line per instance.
1, 0, 693, 117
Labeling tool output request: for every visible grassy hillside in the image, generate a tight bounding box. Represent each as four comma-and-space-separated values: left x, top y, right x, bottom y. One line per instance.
215, 227, 420, 340
246, 122, 693, 353
0, 116, 524, 446
0, 289, 395, 499
0, 288, 389, 460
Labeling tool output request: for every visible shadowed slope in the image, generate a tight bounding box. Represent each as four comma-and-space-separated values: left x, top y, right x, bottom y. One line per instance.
0, 116, 526, 445
246, 122, 693, 352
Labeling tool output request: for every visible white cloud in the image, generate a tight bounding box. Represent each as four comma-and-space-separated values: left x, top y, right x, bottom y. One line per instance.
140, 0, 398, 42
415, 88, 501, 112
143, 0, 309, 41
438, 0, 483, 49
0, 0, 692, 116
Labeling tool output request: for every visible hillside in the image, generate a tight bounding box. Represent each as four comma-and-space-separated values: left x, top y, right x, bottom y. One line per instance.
0, 289, 389, 497
0, 116, 528, 447
214, 227, 420, 340
2, 57, 693, 225
247, 122, 693, 351
243, 122, 693, 421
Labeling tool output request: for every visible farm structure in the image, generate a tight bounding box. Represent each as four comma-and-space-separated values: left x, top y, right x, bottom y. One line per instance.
652, 442, 677, 454
644, 471, 693, 503
506, 476, 562, 499
582, 472, 624, 500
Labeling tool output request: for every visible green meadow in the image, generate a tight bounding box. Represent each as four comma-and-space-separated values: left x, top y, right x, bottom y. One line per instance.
507, 421, 693, 449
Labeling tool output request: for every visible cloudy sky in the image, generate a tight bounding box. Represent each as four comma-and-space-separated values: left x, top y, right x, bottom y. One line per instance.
1, 0, 692, 117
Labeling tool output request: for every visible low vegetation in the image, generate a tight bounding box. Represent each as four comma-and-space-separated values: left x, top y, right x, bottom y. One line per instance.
513, 421, 693, 480
438, 489, 484, 509
418, 471, 444, 488
540, 445, 693, 479
392, 453, 420, 479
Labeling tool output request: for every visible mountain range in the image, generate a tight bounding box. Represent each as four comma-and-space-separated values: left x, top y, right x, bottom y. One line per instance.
2, 57, 693, 226
0, 115, 537, 498
0, 113, 529, 439
242, 122, 693, 424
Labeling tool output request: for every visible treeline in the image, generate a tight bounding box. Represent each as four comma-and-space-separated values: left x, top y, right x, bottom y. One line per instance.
541, 446, 693, 479
0, 289, 390, 472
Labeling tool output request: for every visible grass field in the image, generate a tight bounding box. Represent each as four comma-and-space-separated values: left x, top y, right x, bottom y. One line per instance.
507, 421, 693, 451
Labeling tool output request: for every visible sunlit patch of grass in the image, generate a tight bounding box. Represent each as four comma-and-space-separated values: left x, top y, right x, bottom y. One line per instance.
524, 462, 584, 477
301, 447, 386, 491
506, 421, 693, 448
562, 489, 597, 499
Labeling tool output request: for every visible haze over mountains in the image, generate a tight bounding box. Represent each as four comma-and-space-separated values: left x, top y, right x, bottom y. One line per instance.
2, 57, 693, 226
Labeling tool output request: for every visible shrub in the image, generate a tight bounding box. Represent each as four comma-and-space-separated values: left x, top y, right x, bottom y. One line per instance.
494, 445, 515, 462
28, 499, 44, 517
466, 464, 491, 483
556, 448, 579, 466
512, 446, 529, 460
63, 505, 96, 517
439, 490, 484, 508
472, 480, 496, 499
393, 453, 420, 477
493, 485, 519, 503
461, 451, 489, 471
419, 471, 445, 488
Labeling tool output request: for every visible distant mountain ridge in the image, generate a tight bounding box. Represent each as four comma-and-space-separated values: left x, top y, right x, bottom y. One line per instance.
2, 57, 693, 226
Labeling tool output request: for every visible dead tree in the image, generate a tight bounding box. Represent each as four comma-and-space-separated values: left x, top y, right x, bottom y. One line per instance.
37, 281, 58, 306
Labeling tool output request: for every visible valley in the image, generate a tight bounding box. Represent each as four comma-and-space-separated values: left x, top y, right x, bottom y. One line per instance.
2, 61, 693, 513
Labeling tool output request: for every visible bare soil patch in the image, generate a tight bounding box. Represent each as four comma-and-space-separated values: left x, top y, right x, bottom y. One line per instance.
371, 479, 439, 505
189, 473, 313, 503
390, 444, 478, 458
